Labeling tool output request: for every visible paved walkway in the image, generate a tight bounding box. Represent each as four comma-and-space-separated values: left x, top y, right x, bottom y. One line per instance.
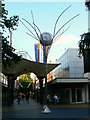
1, 98, 90, 119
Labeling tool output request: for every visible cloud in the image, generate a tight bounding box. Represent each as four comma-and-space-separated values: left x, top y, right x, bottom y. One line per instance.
53, 34, 80, 48
48, 34, 80, 62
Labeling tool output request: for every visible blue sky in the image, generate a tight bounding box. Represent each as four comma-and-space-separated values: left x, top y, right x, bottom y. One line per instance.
4, 1, 88, 62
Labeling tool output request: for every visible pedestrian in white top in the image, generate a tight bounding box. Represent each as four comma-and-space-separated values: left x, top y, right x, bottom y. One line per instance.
54, 94, 59, 104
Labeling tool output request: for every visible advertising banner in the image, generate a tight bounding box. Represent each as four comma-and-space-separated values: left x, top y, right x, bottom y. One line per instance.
43, 46, 49, 63
34, 43, 40, 62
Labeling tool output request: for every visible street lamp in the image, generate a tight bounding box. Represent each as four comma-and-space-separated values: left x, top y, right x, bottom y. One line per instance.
20, 5, 79, 113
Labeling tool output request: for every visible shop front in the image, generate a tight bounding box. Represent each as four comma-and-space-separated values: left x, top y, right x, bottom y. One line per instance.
70, 88, 83, 103
47, 78, 89, 104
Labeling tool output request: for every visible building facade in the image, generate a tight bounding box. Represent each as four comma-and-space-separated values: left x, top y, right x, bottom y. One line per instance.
47, 48, 89, 104
0, 73, 8, 105
53, 48, 84, 78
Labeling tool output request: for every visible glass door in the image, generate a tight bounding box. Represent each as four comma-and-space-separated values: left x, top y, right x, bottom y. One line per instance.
71, 88, 82, 103
76, 88, 82, 103
71, 88, 76, 103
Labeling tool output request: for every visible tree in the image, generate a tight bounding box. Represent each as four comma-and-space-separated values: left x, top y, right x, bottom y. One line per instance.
18, 73, 33, 92
1, 2, 21, 69
79, 32, 90, 73
1, 2, 19, 31
79, 32, 90, 56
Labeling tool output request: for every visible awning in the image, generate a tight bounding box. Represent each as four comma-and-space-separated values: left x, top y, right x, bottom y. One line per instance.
48, 78, 89, 85
2, 58, 60, 78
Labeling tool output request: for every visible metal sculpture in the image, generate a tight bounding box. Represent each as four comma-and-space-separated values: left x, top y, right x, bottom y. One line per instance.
20, 5, 80, 113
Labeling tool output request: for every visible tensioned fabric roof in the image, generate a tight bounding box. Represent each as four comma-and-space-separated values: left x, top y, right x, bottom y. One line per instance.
2, 58, 59, 78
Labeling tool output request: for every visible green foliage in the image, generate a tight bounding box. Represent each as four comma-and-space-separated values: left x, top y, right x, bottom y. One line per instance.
1, 3, 19, 31
0, 3, 8, 19
19, 73, 33, 83
2, 36, 21, 67
1, 2, 21, 68
79, 32, 90, 56
3, 15, 19, 31
19, 73, 33, 92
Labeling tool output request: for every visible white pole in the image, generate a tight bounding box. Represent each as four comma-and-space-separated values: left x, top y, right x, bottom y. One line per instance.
10, 31, 12, 46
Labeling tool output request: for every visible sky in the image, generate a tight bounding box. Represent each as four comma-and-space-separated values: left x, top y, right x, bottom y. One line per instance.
4, 1, 88, 63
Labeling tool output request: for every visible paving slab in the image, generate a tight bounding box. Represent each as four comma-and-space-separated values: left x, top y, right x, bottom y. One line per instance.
1, 98, 90, 119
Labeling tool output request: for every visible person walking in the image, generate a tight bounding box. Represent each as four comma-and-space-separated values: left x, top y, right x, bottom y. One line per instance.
47, 94, 51, 104
53, 94, 59, 104
17, 93, 21, 104
26, 93, 30, 103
